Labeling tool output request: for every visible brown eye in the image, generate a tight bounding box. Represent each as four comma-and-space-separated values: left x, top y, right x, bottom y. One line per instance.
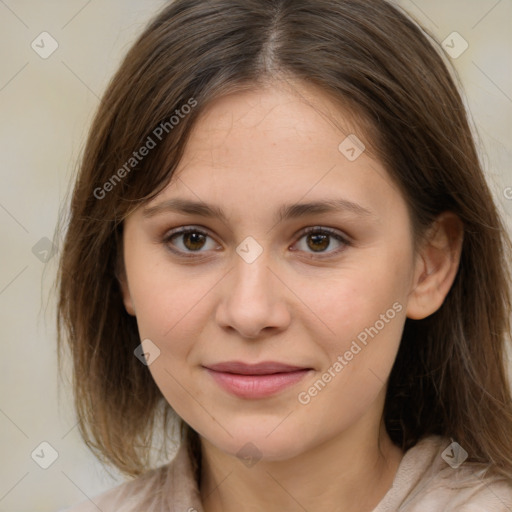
293, 227, 350, 256
164, 227, 219, 254
306, 233, 330, 252
181, 231, 207, 251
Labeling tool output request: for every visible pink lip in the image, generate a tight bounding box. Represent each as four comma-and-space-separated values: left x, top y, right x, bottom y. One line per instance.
204, 361, 312, 399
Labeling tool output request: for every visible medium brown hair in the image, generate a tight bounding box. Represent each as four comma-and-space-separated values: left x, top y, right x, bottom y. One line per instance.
56, 0, 512, 480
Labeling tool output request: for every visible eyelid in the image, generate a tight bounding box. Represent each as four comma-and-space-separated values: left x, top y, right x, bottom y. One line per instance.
298, 225, 352, 244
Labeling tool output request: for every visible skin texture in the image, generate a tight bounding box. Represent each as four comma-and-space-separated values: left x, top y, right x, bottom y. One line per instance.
120, 80, 463, 512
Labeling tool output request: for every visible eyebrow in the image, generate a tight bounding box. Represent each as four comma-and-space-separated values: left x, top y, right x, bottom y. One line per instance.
142, 197, 375, 223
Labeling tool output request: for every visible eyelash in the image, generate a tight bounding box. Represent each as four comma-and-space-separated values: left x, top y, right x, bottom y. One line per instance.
162, 225, 352, 259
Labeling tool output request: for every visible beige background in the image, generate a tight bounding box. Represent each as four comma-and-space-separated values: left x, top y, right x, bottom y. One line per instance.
0, 1, 511, 510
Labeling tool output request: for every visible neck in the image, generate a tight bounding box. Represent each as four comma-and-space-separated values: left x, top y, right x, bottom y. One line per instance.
199, 419, 403, 512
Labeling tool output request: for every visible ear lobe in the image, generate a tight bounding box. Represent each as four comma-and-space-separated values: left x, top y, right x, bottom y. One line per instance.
115, 257, 136, 317
406, 212, 464, 320
119, 276, 136, 316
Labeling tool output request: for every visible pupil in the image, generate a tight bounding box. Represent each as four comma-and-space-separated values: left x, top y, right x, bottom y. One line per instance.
184, 232, 205, 250
308, 233, 329, 251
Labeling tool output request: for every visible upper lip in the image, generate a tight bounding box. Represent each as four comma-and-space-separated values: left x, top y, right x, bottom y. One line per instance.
204, 361, 311, 375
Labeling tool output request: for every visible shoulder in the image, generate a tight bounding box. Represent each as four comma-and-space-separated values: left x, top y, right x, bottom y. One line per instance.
387, 436, 512, 512
61, 441, 201, 512
415, 469, 512, 511
61, 464, 169, 512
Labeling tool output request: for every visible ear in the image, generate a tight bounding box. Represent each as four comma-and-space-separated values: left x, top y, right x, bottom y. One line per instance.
118, 272, 136, 316
406, 212, 464, 320
115, 245, 136, 317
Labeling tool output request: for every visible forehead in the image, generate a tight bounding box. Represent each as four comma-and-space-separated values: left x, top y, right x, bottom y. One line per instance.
141, 82, 406, 226
181, 81, 363, 162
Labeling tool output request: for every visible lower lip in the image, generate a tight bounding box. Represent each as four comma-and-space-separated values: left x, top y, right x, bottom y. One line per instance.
205, 369, 311, 399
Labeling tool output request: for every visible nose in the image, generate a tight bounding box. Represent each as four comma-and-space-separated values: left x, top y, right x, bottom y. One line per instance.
215, 249, 291, 339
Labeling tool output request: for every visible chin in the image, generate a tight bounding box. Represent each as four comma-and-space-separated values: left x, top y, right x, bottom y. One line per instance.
197, 421, 312, 462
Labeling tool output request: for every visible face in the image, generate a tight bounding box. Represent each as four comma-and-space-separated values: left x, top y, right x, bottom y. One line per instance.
120, 81, 418, 461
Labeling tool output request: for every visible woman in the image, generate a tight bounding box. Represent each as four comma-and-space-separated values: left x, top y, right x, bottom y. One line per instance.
57, 0, 512, 510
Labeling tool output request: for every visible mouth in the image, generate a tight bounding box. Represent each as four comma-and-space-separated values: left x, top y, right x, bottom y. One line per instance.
203, 361, 313, 399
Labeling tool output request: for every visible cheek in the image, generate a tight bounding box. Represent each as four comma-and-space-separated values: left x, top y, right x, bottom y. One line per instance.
130, 272, 209, 348
303, 254, 410, 355
126, 263, 211, 413
123, 235, 207, 338
305, 248, 410, 412
296, 299, 406, 430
